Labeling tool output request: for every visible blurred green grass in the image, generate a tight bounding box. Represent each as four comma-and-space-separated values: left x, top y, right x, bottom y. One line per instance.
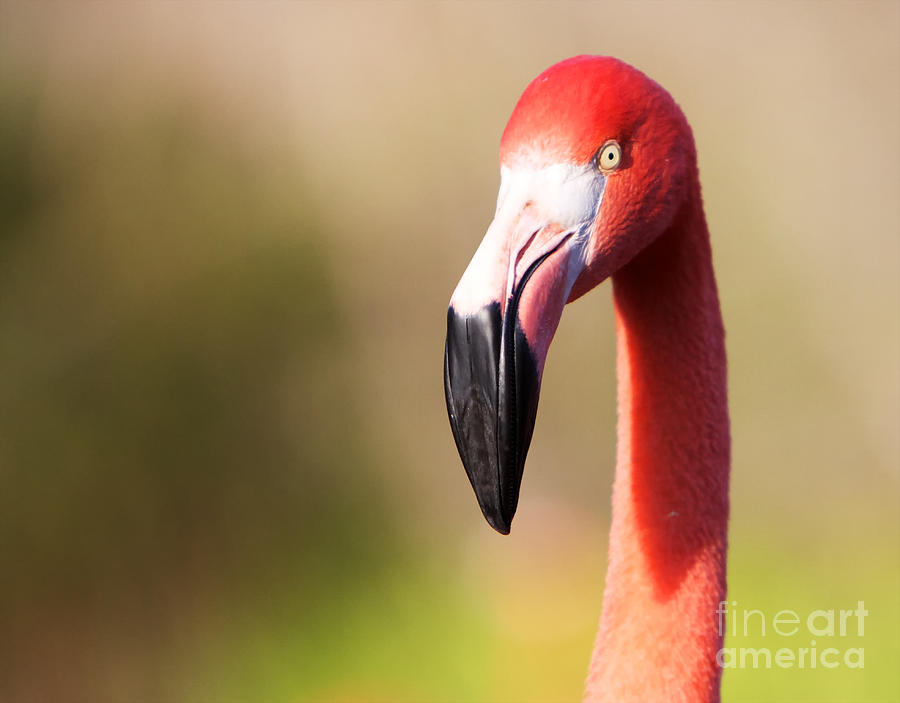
0, 78, 408, 703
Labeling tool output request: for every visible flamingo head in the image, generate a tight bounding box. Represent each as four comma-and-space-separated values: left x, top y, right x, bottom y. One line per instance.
444, 56, 696, 533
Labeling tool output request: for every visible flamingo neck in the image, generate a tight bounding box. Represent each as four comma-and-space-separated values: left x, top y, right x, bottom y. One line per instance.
585, 184, 730, 703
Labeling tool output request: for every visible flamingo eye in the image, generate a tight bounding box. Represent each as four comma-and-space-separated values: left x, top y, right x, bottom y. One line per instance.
597, 141, 622, 172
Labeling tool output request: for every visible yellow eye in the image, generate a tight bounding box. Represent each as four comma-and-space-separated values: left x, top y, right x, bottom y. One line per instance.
598, 140, 622, 172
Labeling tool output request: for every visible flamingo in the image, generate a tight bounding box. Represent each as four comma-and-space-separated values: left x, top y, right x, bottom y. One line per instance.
443, 56, 730, 702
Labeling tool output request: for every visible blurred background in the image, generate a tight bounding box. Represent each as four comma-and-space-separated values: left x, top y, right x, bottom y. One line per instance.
0, 3, 897, 702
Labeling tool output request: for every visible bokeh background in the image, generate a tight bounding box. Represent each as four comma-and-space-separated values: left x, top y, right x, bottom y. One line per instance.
1, 3, 897, 702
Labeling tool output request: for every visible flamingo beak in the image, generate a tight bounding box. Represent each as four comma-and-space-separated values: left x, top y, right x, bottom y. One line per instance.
444, 166, 601, 532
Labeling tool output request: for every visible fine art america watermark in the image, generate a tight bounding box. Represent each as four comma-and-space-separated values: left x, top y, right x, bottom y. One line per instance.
716, 600, 867, 669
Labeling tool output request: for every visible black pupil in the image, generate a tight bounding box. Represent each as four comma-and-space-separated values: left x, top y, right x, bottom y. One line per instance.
607, 151, 614, 159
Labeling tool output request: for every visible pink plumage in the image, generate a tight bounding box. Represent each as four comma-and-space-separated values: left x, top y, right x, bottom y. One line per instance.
444, 56, 729, 701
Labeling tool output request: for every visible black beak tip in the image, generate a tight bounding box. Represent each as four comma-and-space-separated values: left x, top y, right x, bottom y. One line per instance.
469, 479, 513, 534
483, 510, 511, 535
444, 302, 540, 537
